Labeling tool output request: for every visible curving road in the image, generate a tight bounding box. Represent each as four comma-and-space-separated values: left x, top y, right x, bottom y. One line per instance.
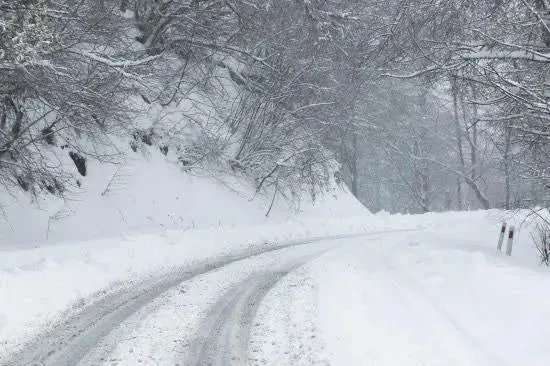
5, 232, 393, 366
4, 227, 536, 366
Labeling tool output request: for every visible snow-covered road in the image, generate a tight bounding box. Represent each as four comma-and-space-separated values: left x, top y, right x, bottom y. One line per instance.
4, 234, 368, 366
5, 224, 550, 366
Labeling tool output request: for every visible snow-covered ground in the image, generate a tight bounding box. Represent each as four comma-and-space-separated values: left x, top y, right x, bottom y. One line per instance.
1, 148, 548, 364
245, 212, 550, 366
3, 206, 547, 364
311, 231, 550, 365
0, 154, 369, 360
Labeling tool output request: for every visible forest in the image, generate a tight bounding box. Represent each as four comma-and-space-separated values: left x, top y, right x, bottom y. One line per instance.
1, 0, 550, 215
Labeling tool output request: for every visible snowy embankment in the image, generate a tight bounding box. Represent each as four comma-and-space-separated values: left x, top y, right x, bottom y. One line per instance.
0, 148, 375, 360
0, 148, 546, 362
252, 212, 550, 366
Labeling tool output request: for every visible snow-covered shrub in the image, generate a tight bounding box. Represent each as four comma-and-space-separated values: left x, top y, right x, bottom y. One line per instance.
0, 0, 54, 65
532, 220, 550, 266
0, 1, 155, 197
0, 0, 357, 208
226, 91, 333, 202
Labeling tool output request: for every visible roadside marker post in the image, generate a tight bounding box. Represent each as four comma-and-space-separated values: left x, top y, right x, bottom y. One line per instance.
506, 226, 515, 256
497, 222, 506, 251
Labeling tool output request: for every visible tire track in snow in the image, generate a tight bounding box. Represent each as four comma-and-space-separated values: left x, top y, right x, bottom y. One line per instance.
186, 251, 326, 366
378, 244, 512, 366
5, 231, 400, 366
188, 272, 288, 366
389, 272, 511, 366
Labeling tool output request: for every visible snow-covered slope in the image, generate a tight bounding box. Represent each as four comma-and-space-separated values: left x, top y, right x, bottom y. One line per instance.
0, 146, 370, 360
1, 145, 548, 364
0, 147, 366, 249
312, 226, 550, 365
251, 213, 550, 365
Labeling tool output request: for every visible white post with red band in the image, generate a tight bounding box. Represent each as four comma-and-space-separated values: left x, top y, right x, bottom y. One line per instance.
497, 222, 506, 251
506, 225, 515, 256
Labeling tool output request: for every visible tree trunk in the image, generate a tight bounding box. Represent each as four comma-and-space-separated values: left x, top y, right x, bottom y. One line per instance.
456, 177, 463, 210
452, 78, 489, 209
445, 190, 452, 210
535, 0, 550, 46
503, 121, 512, 210
350, 131, 359, 197
505, 164, 511, 210
462, 175, 490, 209
452, 79, 465, 210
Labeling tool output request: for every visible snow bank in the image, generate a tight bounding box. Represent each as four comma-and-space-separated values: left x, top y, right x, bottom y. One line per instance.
383, 209, 542, 265
0, 147, 372, 360
0, 148, 367, 249
0, 147, 546, 362
1, 206, 543, 362
0, 213, 414, 360
311, 214, 550, 365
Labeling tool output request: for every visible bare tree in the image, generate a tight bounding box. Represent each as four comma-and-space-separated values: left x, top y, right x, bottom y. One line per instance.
0, 0, 156, 196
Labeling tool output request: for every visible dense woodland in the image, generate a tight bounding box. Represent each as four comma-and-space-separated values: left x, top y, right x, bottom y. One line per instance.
2, 0, 550, 217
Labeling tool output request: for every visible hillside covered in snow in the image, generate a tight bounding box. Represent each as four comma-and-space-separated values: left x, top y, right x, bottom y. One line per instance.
3, 1, 550, 365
